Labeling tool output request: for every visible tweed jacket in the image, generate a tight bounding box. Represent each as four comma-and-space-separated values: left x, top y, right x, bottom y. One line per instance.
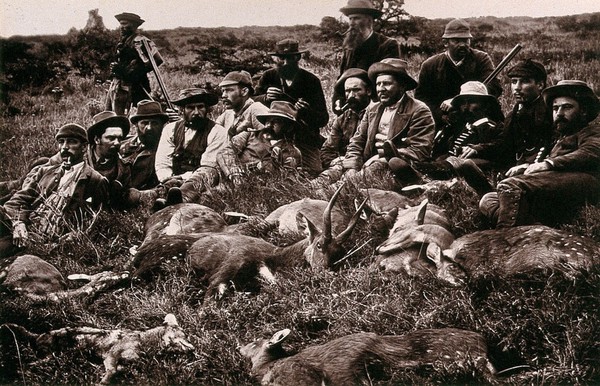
546, 122, 600, 178
215, 98, 269, 138
343, 95, 435, 170
254, 67, 328, 147
320, 108, 364, 167
415, 48, 502, 126
3, 162, 108, 225
120, 136, 159, 190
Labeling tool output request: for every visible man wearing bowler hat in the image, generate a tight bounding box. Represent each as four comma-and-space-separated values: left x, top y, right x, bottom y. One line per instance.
106, 12, 164, 115
0, 124, 108, 257
333, 0, 400, 114
216, 70, 269, 138
415, 18, 502, 129
154, 88, 228, 209
321, 68, 373, 169
254, 39, 328, 176
324, 59, 434, 184
479, 80, 600, 227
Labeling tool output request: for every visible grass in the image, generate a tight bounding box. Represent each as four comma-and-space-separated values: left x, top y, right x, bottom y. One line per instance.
1, 14, 600, 386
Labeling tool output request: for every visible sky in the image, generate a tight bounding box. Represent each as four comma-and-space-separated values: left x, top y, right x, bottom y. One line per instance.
0, 0, 598, 37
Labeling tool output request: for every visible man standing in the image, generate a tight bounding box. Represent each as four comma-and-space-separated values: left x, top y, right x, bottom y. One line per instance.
254, 39, 328, 176
106, 12, 163, 115
154, 88, 228, 208
216, 70, 269, 138
0, 124, 108, 256
327, 59, 434, 184
415, 18, 502, 128
480, 80, 600, 227
321, 68, 373, 169
334, 0, 400, 113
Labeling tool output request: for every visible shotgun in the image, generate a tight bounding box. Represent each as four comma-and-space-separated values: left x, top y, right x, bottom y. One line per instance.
483, 43, 523, 85
142, 38, 174, 110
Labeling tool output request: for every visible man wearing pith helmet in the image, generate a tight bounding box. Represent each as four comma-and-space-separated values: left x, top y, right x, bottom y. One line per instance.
480, 80, 600, 227
106, 12, 164, 115
154, 88, 228, 209
216, 70, 269, 138
415, 18, 502, 129
0, 124, 108, 257
333, 0, 400, 114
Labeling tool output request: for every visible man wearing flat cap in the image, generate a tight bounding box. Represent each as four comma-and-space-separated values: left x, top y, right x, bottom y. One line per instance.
254, 39, 329, 176
0, 124, 108, 256
326, 59, 434, 184
321, 68, 373, 169
480, 80, 600, 227
333, 0, 400, 114
106, 12, 164, 115
216, 70, 269, 138
154, 88, 228, 208
415, 18, 502, 129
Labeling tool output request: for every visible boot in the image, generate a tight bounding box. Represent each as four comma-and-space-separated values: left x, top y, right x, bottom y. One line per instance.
454, 159, 493, 196
495, 186, 524, 228
166, 187, 183, 206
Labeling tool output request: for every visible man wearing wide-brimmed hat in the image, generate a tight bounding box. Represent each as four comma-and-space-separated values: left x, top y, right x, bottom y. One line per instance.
217, 101, 303, 184
324, 58, 434, 184
480, 79, 600, 227
216, 70, 269, 138
321, 68, 373, 169
254, 38, 328, 176
154, 88, 228, 208
106, 12, 164, 115
415, 18, 502, 129
333, 0, 399, 114
1, 124, 108, 256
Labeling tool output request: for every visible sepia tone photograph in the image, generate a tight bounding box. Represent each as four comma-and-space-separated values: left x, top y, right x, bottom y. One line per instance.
0, 0, 599, 384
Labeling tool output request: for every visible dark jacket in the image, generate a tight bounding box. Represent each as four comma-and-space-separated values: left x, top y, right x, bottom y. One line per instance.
344, 95, 435, 169
254, 67, 328, 147
415, 49, 502, 127
321, 108, 364, 167
120, 136, 159, 190
546, 123, 600, 178
112, 33, 155, 106
339, 32, 400, 75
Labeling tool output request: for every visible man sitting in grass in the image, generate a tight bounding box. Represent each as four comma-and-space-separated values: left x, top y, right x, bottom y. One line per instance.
0, 124, 108, 257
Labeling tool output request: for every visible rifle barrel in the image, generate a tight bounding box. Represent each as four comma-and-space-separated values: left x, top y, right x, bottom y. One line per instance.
142, 39, 174, 110
483, 43, 523, 85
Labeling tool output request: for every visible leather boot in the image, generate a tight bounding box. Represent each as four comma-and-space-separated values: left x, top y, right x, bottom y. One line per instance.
495, 186, 524, 228
454, 159, 493, 196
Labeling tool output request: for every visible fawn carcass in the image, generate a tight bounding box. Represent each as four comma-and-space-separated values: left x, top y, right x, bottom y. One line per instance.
240, 328, 495, 385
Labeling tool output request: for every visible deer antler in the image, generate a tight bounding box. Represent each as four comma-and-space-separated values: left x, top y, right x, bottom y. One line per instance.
336, 197, 367, 244
322, 183, 345, 245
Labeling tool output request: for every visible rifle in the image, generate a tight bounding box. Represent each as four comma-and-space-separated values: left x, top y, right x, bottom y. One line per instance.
483, 43, 522, 85
141, 38, 174, 110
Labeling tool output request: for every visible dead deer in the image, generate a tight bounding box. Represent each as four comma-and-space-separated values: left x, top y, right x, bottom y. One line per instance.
265, 197, 349, 235
1, 314, 194, 385
186, 183, 366, 300
240, 328, 496, 385
426, 225, 600, 286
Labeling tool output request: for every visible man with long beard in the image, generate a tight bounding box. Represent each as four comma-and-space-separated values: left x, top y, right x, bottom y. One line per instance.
479, 80, 600, 227
153, 88, 228, 209
254, 39, 328, 176
333, 0, 400, 114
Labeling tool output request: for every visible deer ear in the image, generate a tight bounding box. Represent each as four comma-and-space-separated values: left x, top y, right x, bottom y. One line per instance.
425, 243, 442, 267
163, 314, 179, 327
297, 213, 320, 241
355, 198, 372, 221
268, 329, 291, 347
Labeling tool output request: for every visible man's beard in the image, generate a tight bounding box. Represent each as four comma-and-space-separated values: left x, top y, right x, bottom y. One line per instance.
186, 116, 209, 129
346, 96, 369, 112
553, 115, 586, 135
343, 27, 366, 50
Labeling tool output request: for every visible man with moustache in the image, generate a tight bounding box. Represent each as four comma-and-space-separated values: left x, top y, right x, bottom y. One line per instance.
333, 0, 400, 114
0, 124, 108, 257
479, 80, 600, 227
415, 19, 502, 129
106, 12, 163, 115
154, 88, 228, 209
216, 70, 269, 138
321, 59, 434, 185
254, 39, 328, 176
321, 68, 373, 169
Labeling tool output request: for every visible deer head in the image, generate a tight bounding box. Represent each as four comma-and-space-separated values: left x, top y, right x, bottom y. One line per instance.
298, 183, 367, 269
240, 328, 291, 370
425, 244, 467, 286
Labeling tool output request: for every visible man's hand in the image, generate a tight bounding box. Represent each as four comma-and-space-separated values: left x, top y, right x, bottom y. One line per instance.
459, 146, 478, 159
295, 98, 310, 112
266, 87, 284, 102
505, 164, 529, 177
524, 161, 551, 175
440, 98, 453, 113
12, 222, 29, 248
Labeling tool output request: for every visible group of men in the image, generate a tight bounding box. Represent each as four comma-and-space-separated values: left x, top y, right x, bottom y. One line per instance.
1, 0, 599, 257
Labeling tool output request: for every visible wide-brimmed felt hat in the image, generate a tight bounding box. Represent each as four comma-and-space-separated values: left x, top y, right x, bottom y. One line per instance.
340, 0, 383, 18
506, 59, 547, 82
269, 39, 307, 56
219, 70, 254, 95
368, 58, 418, 90
87, 111, 130, 143
56, 123, 88, 144
171, 88, 219, 107
130, 100, 169, 124
442, 18, 473, 39
335, 68, 372, 95
450, 81, 498, 107
115, 12, 145, 26
256, 101, 298, 128
542, 80, 600, 122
